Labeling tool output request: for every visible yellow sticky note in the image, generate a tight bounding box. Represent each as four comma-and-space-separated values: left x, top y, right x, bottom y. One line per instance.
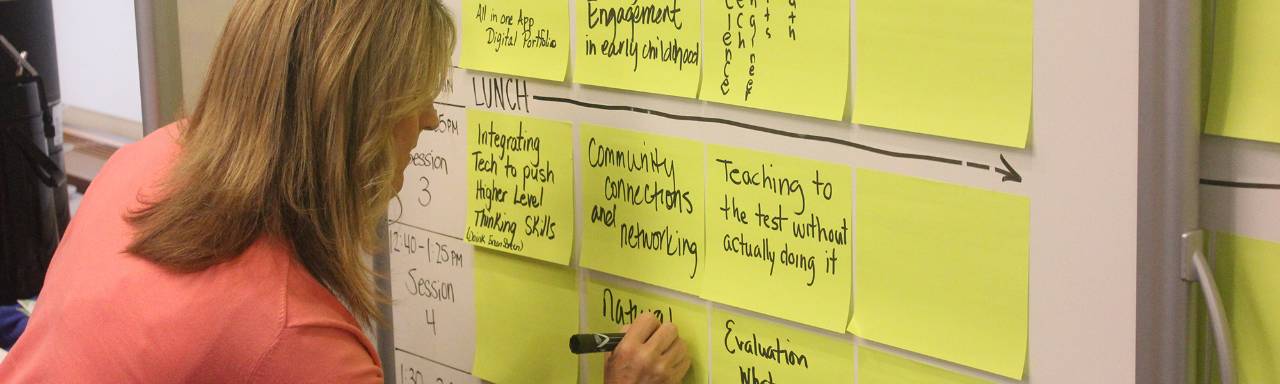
711, 308, 853, 383
858, 346, 992, 384
465, 110, 574, 265
849, 169, 1029, 379
574, 0, 702, 98
699, 0, 849, 120
473, 248, 579, 384
703, 145, 852, 332
580, 125, 705, 294
584, 279, 709, 384
1205, 0, 1280, 144
1212, 233, 1280, 384
852, 0, 1032, 148
461, 0, 570, 81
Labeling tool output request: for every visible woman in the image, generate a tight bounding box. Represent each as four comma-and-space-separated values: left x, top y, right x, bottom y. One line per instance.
0, 1, 688, 383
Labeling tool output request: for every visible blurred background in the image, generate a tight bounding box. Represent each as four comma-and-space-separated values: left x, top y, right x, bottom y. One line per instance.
0, 0, 234, 328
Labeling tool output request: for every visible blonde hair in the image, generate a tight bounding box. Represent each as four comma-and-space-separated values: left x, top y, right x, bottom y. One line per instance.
127, 0, 455, 325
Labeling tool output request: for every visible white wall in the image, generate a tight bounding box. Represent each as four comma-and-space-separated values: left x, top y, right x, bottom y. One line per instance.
51, 0, 144, 135
177, 0, 236, 111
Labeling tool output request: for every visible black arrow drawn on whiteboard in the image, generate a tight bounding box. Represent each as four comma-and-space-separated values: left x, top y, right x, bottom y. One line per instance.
530, 95, 1023, 183
994, 155, 1022, 182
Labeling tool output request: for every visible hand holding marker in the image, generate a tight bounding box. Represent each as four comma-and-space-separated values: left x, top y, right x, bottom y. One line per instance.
570, 313, 692, 384
570, 332, 625, 353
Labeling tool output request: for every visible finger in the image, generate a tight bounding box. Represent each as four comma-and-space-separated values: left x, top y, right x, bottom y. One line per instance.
663, 338, 688, 361
645, 322, 679, 354
661, 340, 688, 378
619, 313, 661, 349
667, 356, 692, 384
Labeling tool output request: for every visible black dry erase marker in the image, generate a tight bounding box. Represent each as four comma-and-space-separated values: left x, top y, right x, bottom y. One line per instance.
569, 333, 625, 354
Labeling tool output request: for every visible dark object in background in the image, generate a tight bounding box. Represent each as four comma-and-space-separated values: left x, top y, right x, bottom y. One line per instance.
1, 0, 68, 303
0, 300, 30, 349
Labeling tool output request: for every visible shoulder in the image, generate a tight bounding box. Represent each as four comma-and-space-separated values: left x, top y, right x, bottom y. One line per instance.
70, 122, 183, 227
245, 324, 383, 384
98, 121, 183, 184
280, 252, 366, 330
1, 236, 300, 382
243, 246, 383, 383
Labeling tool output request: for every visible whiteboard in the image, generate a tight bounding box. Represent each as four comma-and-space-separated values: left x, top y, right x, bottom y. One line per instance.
384, 0, 1144, 383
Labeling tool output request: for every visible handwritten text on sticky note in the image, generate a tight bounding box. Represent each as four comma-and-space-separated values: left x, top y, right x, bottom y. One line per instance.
699, 0, 849, 120
711, 308, 854, 383
465, 110, 574, 265
580, 124, 705, 294
574, 0, 702, 97
703, 145, 853, 332
461, 0, 569, 81
585, 279, 709, 384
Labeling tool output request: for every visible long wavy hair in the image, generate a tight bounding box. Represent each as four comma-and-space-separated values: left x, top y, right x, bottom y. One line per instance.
126, 0, 455, 325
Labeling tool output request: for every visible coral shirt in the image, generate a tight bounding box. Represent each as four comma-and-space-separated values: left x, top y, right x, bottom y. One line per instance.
0, 124, 382, 383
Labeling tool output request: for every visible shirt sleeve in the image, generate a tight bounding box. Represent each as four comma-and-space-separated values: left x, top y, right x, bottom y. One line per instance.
247, 325, 382, 384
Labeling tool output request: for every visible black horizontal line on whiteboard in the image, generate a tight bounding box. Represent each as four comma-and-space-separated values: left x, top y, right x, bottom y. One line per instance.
966, 162, 992, 170
1200, 178, 1280, 190
434, 101, 467, 109
533, 95, 963, 165
387, 220, 465, 242
393, 347, 473, 376
531, 95, 1024, 183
